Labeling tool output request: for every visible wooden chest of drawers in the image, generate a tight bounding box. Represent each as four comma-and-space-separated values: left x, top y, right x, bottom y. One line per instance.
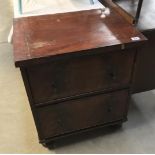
21, 49, 133, 145
13, 8, 146, 146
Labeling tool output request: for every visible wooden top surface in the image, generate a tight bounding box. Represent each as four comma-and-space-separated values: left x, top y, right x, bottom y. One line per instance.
113, 0, 155, 31
13, 8, 146, 67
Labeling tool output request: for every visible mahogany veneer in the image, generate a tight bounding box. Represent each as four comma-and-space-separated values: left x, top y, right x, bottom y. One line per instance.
13, 7, 146, 146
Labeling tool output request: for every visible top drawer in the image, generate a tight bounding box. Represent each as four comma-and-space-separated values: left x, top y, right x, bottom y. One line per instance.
27, 49, 135, 104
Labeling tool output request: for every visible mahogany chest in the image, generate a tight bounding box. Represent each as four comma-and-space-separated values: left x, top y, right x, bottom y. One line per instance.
13, 8, 146, 146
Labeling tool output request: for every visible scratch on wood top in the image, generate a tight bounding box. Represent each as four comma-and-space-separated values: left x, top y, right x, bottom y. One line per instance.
31, 41, 57, 49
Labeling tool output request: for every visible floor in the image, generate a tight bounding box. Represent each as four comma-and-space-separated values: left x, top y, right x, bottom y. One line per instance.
0, 0, 155, 153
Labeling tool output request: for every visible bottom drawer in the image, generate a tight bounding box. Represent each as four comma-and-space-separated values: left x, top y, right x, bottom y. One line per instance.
36, 90, 129, 139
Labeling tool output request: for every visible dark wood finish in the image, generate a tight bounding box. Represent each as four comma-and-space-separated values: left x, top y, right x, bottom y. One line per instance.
13, 9, 146, 67
27, 49, 135, 104
13, 6, 146, 146
36, 90, 129, 139
132, 30, 155, 93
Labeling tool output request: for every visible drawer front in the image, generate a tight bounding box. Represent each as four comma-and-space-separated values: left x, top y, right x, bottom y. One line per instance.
36, 90, 129, 139
27, 49, 135, 104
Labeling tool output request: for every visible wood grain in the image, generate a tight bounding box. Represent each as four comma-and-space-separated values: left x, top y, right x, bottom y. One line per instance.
13, 9, 146, 67
36, 90, 129, 139
27, 49, 135, 104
